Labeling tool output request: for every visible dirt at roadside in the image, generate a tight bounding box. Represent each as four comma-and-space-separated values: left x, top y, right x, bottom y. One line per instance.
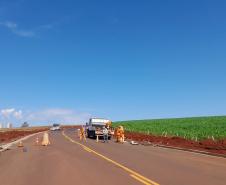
0, 129, 48, 144
125, 131, 226, 155
61, 125, 81, 129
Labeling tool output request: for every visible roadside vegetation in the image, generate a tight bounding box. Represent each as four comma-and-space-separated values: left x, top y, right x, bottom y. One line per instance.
113, 116, 226, 141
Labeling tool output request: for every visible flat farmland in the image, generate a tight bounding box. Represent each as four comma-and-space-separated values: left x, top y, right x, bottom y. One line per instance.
113, 116, 226, 141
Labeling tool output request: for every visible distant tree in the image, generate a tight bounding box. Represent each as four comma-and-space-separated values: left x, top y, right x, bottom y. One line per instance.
21, 122, 29, 128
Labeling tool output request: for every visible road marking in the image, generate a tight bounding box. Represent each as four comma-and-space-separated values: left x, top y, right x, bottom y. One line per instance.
0, 131, 45, 152
62, 131, 160, 185
83, 146, 92, 152
130, 174, 152, 185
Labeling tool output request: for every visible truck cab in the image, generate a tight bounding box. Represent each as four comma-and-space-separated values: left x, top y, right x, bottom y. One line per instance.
87, 118, 113, 138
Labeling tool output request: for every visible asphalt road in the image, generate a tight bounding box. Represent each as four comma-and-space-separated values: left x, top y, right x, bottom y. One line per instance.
0, 129, 226, 185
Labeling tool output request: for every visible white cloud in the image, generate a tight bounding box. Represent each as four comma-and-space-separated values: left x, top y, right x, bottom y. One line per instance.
0, 21, 35, 37
1, 21, 17, 29
0, 108, 91, 126
1, 108, 15, 117
38, 23, 54, 30
12, 29, 35, 37
0, 19, 63, 38
13, 110, 23, 119
0, 108, 23, 119
26, 108, 91, 125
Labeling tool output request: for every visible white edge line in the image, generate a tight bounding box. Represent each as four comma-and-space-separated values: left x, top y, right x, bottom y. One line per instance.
0, 131, 46, 152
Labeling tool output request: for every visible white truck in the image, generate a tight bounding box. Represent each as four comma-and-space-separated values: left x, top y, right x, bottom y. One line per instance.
86, 118, 114, 139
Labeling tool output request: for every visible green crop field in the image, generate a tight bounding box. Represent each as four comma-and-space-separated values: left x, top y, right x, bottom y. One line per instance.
113, 116, 226, 141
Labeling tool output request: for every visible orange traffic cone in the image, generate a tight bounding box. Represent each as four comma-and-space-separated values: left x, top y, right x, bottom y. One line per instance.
42, 132, 50, 146
18, 140, 24, 147
35, 137, 39, 145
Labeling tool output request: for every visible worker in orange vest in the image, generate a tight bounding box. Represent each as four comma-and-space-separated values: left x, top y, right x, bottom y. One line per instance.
80, 126, 86, 141
119, 126, 125, 143
115, 126, 122, 143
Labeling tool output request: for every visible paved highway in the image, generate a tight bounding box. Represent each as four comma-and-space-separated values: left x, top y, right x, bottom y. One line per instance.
0, 129, 225, 185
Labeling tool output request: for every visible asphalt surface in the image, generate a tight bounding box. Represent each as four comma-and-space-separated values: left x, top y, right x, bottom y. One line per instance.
0, 129, 226, 185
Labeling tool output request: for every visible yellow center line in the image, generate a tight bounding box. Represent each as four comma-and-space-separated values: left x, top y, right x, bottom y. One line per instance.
130, 174, 152, 185
83, 146, 92, 152
62, 131, 160, 185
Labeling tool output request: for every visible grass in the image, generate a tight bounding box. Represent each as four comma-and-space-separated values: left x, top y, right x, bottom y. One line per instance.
113, 116, 226, 141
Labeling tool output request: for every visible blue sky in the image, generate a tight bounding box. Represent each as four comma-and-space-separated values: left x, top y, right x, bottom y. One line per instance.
0, 0, 226, 126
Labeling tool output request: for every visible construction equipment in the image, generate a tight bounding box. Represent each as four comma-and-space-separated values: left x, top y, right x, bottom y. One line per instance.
86, 118, 114, 139
18, 141, 24, 147
130, 141, 138, 145
42, 132, 50, 146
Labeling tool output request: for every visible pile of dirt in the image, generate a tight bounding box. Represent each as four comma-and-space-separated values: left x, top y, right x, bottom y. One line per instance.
125, 131, 226, 155
0, 129, 48, 144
